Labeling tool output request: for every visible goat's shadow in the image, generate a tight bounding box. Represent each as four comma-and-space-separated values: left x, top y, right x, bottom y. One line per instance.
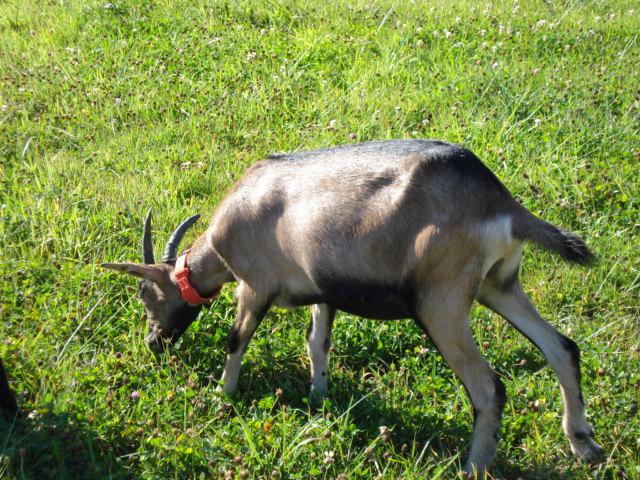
494, 459, 592, 480
0, 409, 133, 480
177, 320, 588, 480
244, 363, 588, 480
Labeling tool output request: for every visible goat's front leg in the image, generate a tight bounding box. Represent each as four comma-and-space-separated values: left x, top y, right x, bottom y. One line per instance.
217, 282, 272, 395
306, 304, 336, 401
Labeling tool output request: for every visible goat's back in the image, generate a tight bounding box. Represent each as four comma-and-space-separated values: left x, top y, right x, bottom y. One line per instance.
230, 139, 513, 221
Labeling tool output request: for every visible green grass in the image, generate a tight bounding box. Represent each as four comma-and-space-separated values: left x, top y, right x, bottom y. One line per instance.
1, 0, 638, 478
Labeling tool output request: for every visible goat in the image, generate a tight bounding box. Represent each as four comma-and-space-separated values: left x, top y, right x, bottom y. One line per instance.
103, 139, 604, 476
0, 357, 19, 417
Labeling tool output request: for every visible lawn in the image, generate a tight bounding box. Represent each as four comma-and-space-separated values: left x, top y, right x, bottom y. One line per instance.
0, 0, 638, 478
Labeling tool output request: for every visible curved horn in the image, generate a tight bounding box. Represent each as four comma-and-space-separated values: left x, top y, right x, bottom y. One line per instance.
162, 214, 201, 263
142, 208, 154, 264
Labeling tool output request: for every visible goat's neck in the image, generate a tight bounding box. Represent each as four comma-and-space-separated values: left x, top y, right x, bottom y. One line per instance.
182, 234, 232, 296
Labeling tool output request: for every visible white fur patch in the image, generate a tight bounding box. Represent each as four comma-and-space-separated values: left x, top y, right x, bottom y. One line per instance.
479, 216, 522, 279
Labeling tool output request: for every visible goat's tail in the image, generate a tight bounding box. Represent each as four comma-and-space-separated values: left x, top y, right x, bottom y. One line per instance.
512, 208, 594, 265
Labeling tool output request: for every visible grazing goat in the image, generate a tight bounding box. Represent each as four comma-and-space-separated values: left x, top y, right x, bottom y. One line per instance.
103, 140, 604, 476
0, 357, 19, 417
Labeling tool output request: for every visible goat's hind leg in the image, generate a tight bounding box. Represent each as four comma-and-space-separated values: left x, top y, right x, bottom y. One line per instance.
306, 304, 336, 402
478, 280, 605, 463
415, 290, 505, 478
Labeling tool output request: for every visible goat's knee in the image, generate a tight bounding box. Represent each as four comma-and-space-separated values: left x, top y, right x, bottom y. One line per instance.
306, 304, 335, 400
218, 326, 254, 394
218, 350, 244, 395
218, 291, 271, 395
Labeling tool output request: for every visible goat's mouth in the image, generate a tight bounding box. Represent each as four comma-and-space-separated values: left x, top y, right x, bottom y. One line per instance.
145, 305, 201, 353
145, 332, 168, 353
145, 328, 184, 354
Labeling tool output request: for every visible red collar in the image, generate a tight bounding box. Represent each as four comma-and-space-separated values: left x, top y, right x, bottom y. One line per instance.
174, 253, 221, 306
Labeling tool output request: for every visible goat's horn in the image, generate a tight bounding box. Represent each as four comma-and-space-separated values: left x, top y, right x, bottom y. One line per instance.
142, 209, 154, 264
162, 214, 201, 263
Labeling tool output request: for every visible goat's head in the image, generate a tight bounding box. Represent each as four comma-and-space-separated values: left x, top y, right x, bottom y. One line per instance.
102, 210, 204, 353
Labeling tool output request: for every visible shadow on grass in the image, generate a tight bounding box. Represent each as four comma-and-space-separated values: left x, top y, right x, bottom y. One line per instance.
492, 456, 589, 480
245, 361, 590, 480
0, 410, 134, 480
180, 328, 595, 480
173, 313, 588, 479
495, 345, 548, 376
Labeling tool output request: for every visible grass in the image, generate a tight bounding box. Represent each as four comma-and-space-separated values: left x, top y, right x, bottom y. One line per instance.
0, 0, 638, 478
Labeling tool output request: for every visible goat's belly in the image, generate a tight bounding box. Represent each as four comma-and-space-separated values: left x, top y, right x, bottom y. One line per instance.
317, 277, 413, 320
276, 293, 411, 319
330, 297, 412, 320
277, 277, 414, 319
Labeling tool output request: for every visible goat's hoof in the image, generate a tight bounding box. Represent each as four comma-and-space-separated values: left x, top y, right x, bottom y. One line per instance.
460, 469, 482, 480
215, 384, 235, 396
571, 437, 606, 465
461, 462, 488, 480
583, 444, 606, 466
307, 389, 328, 408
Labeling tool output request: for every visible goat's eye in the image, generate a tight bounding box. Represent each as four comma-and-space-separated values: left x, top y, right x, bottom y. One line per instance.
138, 284, 147, 298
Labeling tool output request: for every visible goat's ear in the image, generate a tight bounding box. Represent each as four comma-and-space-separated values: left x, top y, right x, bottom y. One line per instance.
101, 262, 166, 284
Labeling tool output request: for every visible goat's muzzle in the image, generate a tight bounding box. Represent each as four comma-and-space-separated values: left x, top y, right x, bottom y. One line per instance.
145, 326, 187, 354
145, 332, 167, 354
